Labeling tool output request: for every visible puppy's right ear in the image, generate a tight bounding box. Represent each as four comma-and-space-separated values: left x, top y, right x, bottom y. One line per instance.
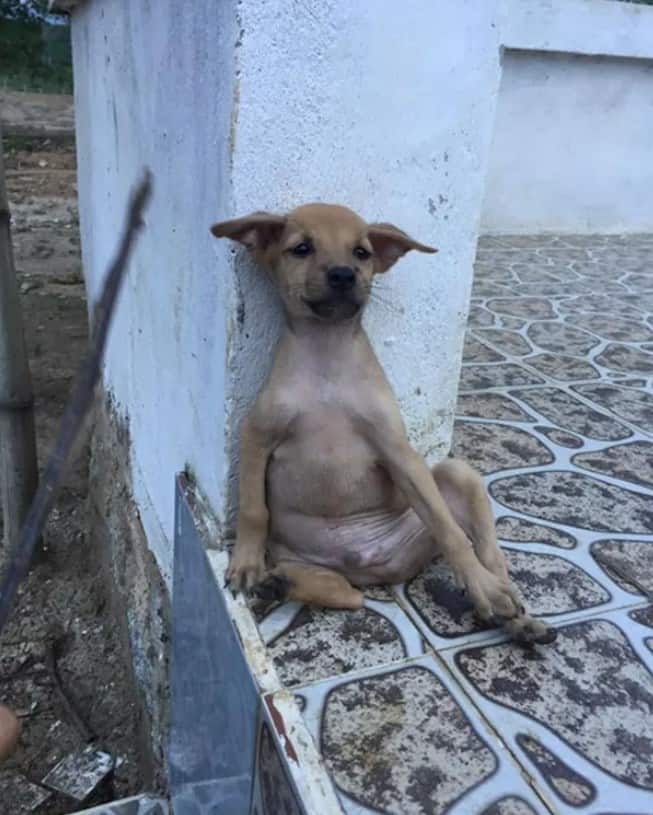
210, 212, 286, 253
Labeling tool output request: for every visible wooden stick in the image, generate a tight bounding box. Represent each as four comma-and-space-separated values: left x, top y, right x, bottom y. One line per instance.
0, 169, 152, 633
0, 126, 38, 553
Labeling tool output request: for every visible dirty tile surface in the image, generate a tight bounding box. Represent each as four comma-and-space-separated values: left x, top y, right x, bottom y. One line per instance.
247, 235, 653, 814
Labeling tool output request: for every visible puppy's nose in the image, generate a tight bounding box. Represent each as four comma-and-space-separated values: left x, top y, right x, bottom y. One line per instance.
327, 266, 356, 291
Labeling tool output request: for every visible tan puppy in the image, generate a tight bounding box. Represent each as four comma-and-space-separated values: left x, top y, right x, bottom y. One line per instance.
212, 204, 555, 645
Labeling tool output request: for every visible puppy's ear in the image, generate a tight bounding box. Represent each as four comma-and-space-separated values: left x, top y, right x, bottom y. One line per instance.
210, 212, 286, 254
367, 222, 437, 273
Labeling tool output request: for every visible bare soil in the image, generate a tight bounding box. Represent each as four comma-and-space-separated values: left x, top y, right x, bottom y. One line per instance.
1, 137, 145, 812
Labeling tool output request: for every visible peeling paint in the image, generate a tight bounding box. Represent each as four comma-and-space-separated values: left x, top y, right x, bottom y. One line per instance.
266, 695, 299, 764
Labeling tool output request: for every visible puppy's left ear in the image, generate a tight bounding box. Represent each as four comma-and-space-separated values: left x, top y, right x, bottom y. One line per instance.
367, 222, 437, 273
210, 211, 286, 255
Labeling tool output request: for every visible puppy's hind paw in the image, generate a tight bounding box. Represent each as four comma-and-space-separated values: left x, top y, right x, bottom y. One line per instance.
505, 614, 557, 647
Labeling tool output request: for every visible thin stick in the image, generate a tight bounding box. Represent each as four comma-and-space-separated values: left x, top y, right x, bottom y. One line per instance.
45, 638, 95, 743
0, 170, 152, 634
0, 125, 38, 552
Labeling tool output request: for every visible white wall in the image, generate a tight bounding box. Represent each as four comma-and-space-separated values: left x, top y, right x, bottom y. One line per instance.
482, 0, 653, 234
72, 0, 504, 583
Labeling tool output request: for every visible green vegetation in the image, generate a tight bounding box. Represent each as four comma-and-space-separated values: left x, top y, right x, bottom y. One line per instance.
0, 1, 72, 94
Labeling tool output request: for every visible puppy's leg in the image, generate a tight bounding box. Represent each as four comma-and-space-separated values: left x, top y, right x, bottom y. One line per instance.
432, 458, 556, 645
253, 562, 364, 613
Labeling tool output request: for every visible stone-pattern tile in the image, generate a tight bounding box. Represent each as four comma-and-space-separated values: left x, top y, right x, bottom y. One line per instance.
596, 344, 653, 374
487, 296, 555, 319
403, 549, 608, 642
464, 333, 504, 363
527, 352, 600, 381
440, 234, 653, 814
209, 235, 653, 815
573, 441, 653, 488
297, 656, 548, 815
527, 321, 600, 355
459, 363, 544, 391
491, 471, 653, 532
510, 387, 632, 440
446, 610, 653, 813
515, 734, 596, 807
591, 540, 653, 596
321, 665, 496, 813
570, 313, 653, 343
495, 516, 577, 549
480, 798, 538, 815
456, 393, 536, 422
451, 420, 554, 474
573, 383, 653, 432
475, 329, 532, 356
265, 605, 406, 687
533, 425, 583, 448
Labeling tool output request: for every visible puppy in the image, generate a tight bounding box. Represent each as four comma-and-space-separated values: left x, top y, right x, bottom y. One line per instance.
211, 204, 555, 645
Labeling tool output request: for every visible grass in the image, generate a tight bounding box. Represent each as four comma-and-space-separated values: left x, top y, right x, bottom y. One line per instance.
0, 18, 73, 95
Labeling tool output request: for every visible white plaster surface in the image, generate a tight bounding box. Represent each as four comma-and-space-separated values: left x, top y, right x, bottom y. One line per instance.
72, 0, 503, 579
483, 0, 653, 234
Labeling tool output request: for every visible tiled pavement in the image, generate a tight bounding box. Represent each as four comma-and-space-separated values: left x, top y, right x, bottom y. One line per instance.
249, 235, 653, 815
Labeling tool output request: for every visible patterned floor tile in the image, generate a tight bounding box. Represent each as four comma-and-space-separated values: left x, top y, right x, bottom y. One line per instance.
495, 516, 577, 549
590, 539, 653, 596
572, 382, 653, 432
257, 596, 423, 689
459, 363, 544, 391
464, 333, 505, 363
526, 321, 600, 355
208, 235, 653, 815
295, 656, 548, 815
442, 607, 653, 814
451, 420, 554, 474
474, 329, 533, 356
486, 296, 556, 320
595, 343, 653, 374
401, 548, 609, 643
490, 470, 653, 533
572, 440, 653, 488
527, 352, 600, 381
456, 393, 536, 422
509, 387, 632, 441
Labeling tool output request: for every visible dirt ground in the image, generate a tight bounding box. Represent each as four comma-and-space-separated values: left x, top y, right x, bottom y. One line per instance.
0, 137, 146, 811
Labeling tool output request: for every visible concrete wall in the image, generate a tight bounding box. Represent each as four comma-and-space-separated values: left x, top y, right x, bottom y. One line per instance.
482, 0, 653, 234
72, 0, 504, 584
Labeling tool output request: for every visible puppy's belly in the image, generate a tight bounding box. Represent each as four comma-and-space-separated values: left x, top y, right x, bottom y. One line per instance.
268, 508, 433, 586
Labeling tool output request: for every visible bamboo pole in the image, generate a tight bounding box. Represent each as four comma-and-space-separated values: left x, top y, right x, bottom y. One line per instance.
0, 169, 152, 632
0, 126, 38, 553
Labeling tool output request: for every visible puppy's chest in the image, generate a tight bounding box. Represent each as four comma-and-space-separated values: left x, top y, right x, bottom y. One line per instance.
267, 404, 390, 515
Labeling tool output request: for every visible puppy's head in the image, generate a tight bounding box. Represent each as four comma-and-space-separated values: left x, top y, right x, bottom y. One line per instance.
211, 203, 436, 322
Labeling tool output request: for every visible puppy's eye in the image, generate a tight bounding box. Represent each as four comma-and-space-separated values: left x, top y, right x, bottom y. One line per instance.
353, 246, 371, 261
290, 242, 313, 257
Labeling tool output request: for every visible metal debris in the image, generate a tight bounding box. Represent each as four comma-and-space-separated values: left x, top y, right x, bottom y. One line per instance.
42, 745, 114, 802
0, 770, 51, 813
73, 794, 169, 814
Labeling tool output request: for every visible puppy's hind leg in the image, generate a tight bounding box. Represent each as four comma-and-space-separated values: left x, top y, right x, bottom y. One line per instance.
432, 458, 556, 646
252, 561, 364, 615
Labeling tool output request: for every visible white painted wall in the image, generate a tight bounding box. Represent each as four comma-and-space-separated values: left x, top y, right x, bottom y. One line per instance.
72, 0, 504, 582
482, 0, 653, 234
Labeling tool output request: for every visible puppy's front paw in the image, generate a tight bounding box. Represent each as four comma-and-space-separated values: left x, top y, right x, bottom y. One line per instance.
225, 546, 266, 593
250, 570, 291, 617
463, 563, 521, 622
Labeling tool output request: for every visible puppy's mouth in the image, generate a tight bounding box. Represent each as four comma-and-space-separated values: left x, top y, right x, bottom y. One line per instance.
303, 298, 362, 320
